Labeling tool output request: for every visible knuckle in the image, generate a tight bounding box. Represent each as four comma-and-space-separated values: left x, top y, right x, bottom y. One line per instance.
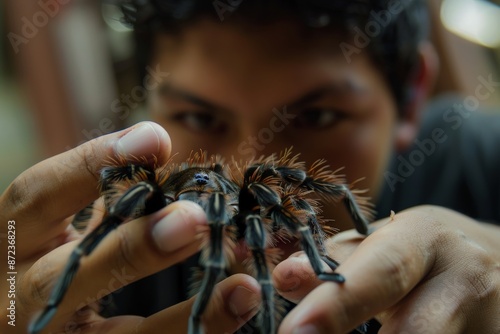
378, 249, 413, 298
369, 228, 421, 295
113, 227, 140, 274
75, 142, 102, 181
2, 171, 36, 217
461, 248, 498, 303
19, 258, 56, 311
465, 270, 495, 302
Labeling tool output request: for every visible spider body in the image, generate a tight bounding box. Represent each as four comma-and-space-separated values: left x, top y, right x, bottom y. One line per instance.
30, 150, 372, 334
163, 167, 239, 205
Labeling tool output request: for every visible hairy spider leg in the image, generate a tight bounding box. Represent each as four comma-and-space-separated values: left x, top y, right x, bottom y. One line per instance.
70, 164, 157, 231
301, 178, 372, 235
270, 206, 372, 334
71, 201, 95, 232
245, 214, 275, 333
322, 255, 340, 270
250, 170, 344, 273
269, 206, 345, 283
242, 164, 345, 332
258, 164, 372, 235
291, 199, 368, 334
249, 163, 370, 333
188, 192, 228, 334
241, 180, 281, 333
341, 185, 372, 235
242, 179, 347, 333
29, 181, 166, 334
100, 164, 157, 209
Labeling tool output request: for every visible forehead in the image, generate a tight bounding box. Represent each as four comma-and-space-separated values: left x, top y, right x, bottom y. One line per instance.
154, 18, 344, 59
152, 18, 386, 110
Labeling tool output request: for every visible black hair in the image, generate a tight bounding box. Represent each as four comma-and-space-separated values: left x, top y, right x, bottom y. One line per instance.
120, 0, 429, 112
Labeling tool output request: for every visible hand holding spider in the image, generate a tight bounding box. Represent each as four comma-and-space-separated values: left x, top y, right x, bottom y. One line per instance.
274, 206, 500, 333
0, 122, 260, 334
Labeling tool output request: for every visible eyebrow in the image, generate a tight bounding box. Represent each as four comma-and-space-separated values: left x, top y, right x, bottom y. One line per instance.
158, 84, 226, 112
289, 79, 367, 109
158, 78, 366, 111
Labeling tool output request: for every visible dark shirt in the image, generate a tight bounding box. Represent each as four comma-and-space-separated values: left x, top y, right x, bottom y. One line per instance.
102, 95, 500, 333
377, 94, 500, 223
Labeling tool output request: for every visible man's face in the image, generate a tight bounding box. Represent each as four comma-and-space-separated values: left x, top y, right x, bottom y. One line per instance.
150, 19, 398, 231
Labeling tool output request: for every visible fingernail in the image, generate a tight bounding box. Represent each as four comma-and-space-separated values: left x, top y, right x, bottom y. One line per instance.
152, 203, 204, 252
293, 324, 320, 334
115, 122, 164, 158
228, 285, 260, 317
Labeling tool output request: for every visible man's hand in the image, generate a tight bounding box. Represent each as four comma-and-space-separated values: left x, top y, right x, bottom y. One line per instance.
0, 122, 260, 334
274, 205, 500, 333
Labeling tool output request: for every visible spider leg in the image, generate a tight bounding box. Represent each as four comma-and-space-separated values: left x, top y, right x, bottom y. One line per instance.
298, 224, 345, 282
270, 208, 345, 283
303, 178, 372, 235
29, 181, 166, 334
341, 185, 372, 235
71, 201, 95, 232
245, 214, 275, 334
188, 192, 227, 334
262, 164, 372, 235
100, 164, 157, 210
275, 211, 371, 333
321, 255, 339, 271
354, 323, 369, 334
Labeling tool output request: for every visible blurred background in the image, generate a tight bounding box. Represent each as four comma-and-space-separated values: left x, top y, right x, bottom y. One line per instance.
1, 0, 500, 192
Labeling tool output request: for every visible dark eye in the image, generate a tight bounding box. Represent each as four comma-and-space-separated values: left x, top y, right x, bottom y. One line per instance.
172, 112, 227, 134
292, 108, 344, 129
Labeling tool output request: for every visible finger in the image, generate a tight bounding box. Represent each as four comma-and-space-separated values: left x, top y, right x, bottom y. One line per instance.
0, 122, 171, 257
377, 213, 499, 334
273, 221, 387, 302
378, 273, 467, 334
135, 274, 261, 334
278, 209, 437, 334
23, 200, 207, 327
273, 252, 321, 303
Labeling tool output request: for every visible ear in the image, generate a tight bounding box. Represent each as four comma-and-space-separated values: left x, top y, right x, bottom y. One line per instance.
394, 41, 439, 152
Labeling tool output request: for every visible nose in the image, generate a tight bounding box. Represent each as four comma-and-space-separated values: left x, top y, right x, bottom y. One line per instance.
194, 172, 209, 185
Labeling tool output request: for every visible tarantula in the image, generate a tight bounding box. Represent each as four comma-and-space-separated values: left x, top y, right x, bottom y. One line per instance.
29, 149, 373, 334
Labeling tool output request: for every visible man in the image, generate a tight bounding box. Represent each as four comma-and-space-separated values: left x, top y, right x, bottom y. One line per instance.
1, 1, 499, 333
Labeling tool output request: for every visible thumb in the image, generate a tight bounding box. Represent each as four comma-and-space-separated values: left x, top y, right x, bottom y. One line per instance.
1, 121, 171, 259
